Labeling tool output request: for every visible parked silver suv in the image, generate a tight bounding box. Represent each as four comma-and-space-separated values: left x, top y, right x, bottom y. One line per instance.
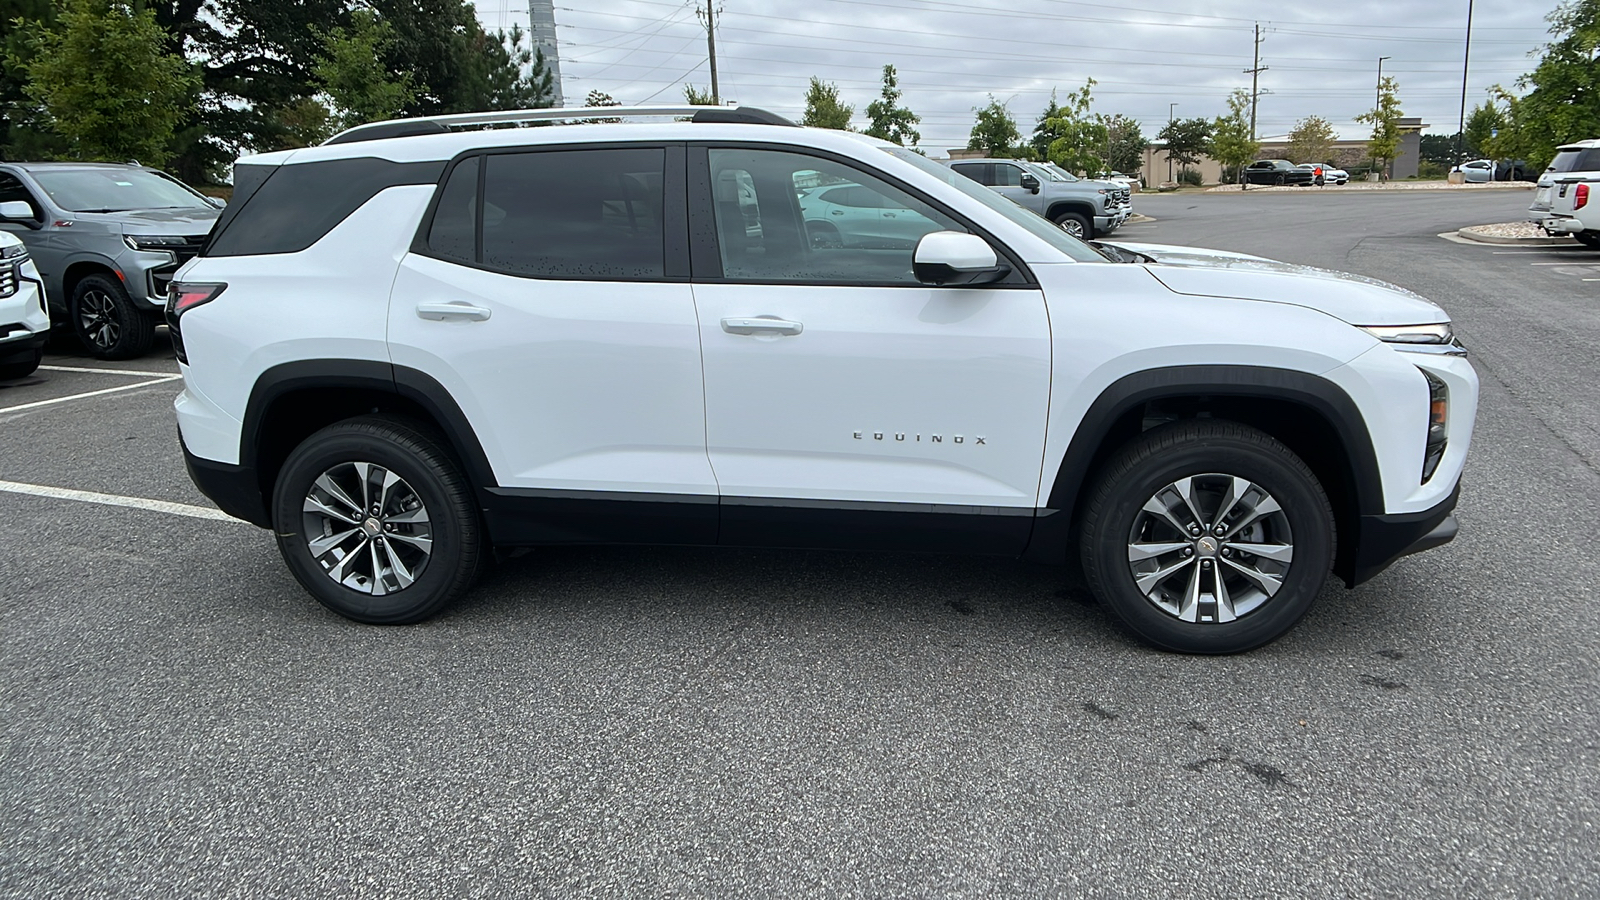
948, 158, 1128, 238
0, 162, 221, 358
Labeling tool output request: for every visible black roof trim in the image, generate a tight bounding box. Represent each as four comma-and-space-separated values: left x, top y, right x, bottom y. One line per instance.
690, 107, 798, 127
325, 119, 452, 146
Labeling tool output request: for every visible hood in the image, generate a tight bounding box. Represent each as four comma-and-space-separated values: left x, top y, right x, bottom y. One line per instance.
1102, 241, 1448, 327
110, 207, 220, 234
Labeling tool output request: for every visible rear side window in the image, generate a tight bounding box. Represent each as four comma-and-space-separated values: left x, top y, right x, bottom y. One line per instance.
205, 158, 443, 257
427, 156, 478, 263
950, 163, 987, 185
479, 148, 665, 279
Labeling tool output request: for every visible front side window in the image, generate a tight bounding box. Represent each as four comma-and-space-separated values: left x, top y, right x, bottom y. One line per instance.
992, 164, 1025, 187
707, 147, 962, 284
480, 148, 665, 279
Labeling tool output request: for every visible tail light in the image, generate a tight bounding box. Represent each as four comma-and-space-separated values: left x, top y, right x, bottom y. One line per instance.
165, 282, 226, 364
1576, 183, 1590, 210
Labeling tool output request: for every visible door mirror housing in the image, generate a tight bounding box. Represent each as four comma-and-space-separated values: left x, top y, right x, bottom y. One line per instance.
1019, 173, 1041, 193
913, 231, 1010, 286
0, 200, 38, 226
206, 196, 227, 209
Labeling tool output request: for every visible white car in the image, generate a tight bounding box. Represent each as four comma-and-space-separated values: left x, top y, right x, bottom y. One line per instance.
0, 222, 49, 380
1452, 159, 1495, 183
1531, 139, 1600, 226
1296, 163, 1348, 185
169, 104, 1477, 654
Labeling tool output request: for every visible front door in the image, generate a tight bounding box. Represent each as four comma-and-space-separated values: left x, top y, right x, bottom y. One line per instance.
689, 146, 1052, 554
387, 144, 718, 544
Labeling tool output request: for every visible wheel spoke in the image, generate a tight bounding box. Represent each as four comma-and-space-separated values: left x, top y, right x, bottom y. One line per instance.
377, 468, 404, 513
368, 540, 388, 596
385, 531, 432, 554
1224, 495, 1282, 538
326, 537, 370, 583
1221, 556, 1284, 597
304, 493, 360, 525
1135, 555, 1195, 595
312, 473, 363, 519
1177, 562, 1202, 622
385, 505, 430, 526
379, 540, 417, 589
1172, 476, 1207, 529
1128, 541, 1189, 562
352, 462, 374, 511
1140, 494, 1190, 536
1213, 476, 1254, 529
1226, 541, 1294, 563
308, 526, 361, 558
1211, 564, 1238, 623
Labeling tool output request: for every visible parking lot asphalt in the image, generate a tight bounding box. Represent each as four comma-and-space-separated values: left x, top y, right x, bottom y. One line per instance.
2, 190, 1596, 899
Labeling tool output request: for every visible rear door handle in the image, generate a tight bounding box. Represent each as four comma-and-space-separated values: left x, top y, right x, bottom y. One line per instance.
416, 301, 491, 322
721, 316, 803, 336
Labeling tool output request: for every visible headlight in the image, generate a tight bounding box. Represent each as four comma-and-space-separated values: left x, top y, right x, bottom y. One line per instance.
0, 243, 26, 260
1361, 323, 1452, 344
123, 234, 188, 252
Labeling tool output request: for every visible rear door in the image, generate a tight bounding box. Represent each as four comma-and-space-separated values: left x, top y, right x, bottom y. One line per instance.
387, 143, 718, 544
688, 144, 1052, 554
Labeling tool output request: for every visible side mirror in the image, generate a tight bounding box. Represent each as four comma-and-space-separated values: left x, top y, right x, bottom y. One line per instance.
1020, 173, 1040, 193
913, 231, 1010, 286
206, 196, 227, 209
0, 200, 38, 226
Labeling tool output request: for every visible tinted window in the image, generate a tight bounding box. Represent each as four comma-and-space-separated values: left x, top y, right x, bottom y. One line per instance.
992, 164, 1025, 187
207, 158, 443, 257
950, 163, 987, 185
480, 148, 664, 279
708, 147, 962, 284
1548, 149, 1600, 173
428, 156, 478, 263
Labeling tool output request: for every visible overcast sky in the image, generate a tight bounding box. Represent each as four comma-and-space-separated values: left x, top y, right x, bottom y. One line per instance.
471, 0, 1559, 156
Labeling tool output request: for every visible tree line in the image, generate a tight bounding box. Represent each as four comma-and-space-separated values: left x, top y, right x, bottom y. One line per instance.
0, 0, 555, 184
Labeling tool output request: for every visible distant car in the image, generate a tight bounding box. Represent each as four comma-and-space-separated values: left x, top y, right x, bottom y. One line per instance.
1295, 163, 1348, 185
1494, 160, 1532, 182
797, 181, 941, 249
0, 162, 221, 359
1530, 139, 1600, 226
1243, 160, 1315, 186
1452, 160, 1494, 184
1096, 171, 1143, 190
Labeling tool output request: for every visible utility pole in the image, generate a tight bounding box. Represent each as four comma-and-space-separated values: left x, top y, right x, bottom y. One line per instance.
1374, 56, 1390, 179
1167, 103, 1177, 183
1243, 23, 1268, 142
1453, 0, 1475, 171
699, 0, 721, 105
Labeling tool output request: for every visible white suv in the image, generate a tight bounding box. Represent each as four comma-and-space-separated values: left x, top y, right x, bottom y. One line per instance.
0, 227, 49, 380
170, 106, 1477, 653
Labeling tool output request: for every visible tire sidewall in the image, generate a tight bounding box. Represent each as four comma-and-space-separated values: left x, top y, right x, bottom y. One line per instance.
70, 274, 151, 360
1087, 437, 1333, 654
272, 427, 470, 624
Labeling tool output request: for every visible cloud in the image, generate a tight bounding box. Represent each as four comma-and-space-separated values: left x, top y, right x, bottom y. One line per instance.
476, 0, 1557, 155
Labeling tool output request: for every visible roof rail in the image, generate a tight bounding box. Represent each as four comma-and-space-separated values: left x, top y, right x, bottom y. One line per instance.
322, 104, 798, 146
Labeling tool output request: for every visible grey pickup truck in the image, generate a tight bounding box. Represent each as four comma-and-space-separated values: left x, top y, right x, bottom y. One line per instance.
946, 158, 1129, 239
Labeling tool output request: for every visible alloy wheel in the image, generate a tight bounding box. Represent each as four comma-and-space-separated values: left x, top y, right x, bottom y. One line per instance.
78, 290, 120, 350
1058, 219, 1085, 238
1125, 473, 1294, 624
301, 461, 433, 595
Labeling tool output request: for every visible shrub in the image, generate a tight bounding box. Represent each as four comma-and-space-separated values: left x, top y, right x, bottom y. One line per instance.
1177, 167, 1203, 186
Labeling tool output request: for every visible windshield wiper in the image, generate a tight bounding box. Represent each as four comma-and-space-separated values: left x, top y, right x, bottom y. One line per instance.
75, 207, 132, 213
1088, 241, 1153, 264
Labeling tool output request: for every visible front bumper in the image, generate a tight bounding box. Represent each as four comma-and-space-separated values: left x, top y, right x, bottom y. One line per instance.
1348, 481, 1460, 587
0, 329, 47, 366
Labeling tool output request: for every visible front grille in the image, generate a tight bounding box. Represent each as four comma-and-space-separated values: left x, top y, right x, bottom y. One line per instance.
147, 235, 207, 298
0, 263, 16, 298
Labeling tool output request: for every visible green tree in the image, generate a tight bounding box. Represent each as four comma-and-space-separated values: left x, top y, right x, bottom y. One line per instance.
801, 77, 852, 129
1030, 90, 1068, 160
10, 0, 199, 165
967, 95, 1020, 157
1488, 0, 1600, 171
314, 8, 414, 130
1039, 79, 1107, 174
1207, 90, 1259, 185
1462, 102, 1505, 162
684, 84, 716, 105
1102, 113, 1148, 175
1157, 116, 1212, 178
0, 0, 56, 155
1285, 115, 1336, 164
1356, 76, 1403, 178
863, 65, 920, 147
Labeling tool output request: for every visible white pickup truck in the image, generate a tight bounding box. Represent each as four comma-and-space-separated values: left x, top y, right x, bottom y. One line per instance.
1541, 174, 1600, 248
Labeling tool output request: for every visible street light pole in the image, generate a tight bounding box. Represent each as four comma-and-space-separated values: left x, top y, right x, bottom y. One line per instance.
1373, 56, 1390, 180
1453, 0, 1475, 172
1168, 103, 1177, 183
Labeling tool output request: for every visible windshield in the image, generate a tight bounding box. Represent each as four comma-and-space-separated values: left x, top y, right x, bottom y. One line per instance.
882, 148, 1104, 262
1548, 148, 1600, 174
31, 168, 211, 213
1038, 162, 1079, 183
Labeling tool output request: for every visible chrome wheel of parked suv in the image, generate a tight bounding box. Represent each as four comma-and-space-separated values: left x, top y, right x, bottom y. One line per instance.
273, 416, 481, 623
1080, 420, 1333, 654
71, 273, 154, 359
1052, 210, 1090, 239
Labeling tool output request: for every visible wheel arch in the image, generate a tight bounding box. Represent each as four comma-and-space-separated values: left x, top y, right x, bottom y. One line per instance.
240, 360, 497, 526
1044, 200, 1096, 223
1025, 365, 1383, 586
61, 259, 122, 307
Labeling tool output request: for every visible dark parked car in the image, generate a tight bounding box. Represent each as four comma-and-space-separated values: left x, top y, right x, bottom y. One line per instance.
1243, 159, 1316, 186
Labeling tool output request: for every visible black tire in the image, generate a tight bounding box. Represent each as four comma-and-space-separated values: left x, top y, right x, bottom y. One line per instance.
0, 346, 42, 380
1575, 232, 1600, 249
272, 416, 482, 624
71, 273, 154, 360
1052, 210, 1093, 239
1273, 175, 1286, 186
1078, 420, 1335, 654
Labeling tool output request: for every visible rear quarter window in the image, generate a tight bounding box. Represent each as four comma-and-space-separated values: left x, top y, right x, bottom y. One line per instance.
205, 158, 443, 257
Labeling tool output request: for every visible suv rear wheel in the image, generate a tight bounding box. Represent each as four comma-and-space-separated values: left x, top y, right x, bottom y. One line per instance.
1079, 420, 1334, 654
272, 416, 482, 624
71, 273, 154, 359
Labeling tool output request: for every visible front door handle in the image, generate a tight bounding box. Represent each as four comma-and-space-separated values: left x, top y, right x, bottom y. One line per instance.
416, 301, 492, 322
721, 316, 803, 336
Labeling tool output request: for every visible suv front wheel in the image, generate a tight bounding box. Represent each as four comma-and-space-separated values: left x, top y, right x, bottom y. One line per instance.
272, 416, 483, 623
71, 273, 155, 359
1079, 420, 1334, 654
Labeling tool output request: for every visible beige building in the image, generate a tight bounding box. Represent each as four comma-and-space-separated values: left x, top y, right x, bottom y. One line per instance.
1141, 117, 1429, 184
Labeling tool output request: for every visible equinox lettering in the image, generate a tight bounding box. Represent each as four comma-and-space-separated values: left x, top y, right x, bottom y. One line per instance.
852, 430, 988, 446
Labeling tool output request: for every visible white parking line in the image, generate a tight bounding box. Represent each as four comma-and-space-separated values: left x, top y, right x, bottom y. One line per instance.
39, 364, 180, 377
0, 374, 181, 414
0, 479, 246, 523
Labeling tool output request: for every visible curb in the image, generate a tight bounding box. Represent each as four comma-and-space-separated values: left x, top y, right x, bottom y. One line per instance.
1123, 213, 1156, 224
1454, 228, 1575, 247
